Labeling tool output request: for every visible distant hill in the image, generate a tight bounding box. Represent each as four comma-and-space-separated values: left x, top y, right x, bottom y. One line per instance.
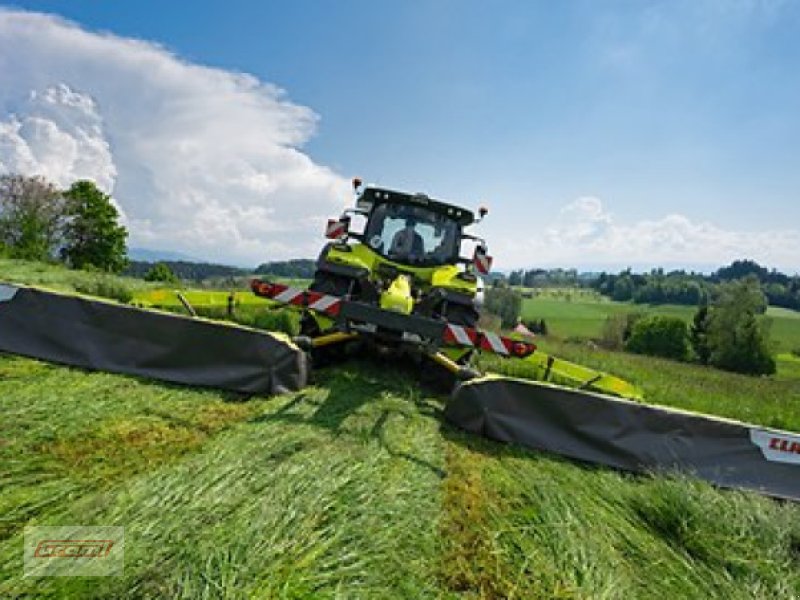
127, 247, 199, 263
124, 260, 247, 282
254, 259, 316, 280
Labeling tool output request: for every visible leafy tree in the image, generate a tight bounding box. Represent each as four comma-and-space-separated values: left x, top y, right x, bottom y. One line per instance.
62, 180, 128, 272
625, 315, 690, 361
508, 269, 523, 286
484, 285, 522, 329
600, 312, 645, 350
0, 174, 66, 260
611, 273, 634, 301
707, 276, 775, 375
145, 262, 179, 284
715, 259, 768, 283
255, 259, 317, 279
690, 305, 711, 365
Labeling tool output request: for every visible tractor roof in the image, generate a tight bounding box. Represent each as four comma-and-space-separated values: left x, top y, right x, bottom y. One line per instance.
357, 186, 475, 227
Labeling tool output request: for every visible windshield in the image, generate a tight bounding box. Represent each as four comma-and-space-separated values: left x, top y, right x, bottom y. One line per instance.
364, 202, 462, 266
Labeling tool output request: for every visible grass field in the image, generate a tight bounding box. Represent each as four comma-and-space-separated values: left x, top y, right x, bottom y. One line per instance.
2, 261, 800, 597
2, 357, 800, 598
520, 288, 800, 353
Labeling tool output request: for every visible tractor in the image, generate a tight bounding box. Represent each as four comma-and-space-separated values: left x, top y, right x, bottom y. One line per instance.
251, 178, 535, 382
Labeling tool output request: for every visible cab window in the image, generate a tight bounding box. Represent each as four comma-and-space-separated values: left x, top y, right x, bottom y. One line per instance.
364, 203, 461, 266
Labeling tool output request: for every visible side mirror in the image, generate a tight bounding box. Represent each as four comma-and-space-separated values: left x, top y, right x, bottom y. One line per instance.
478, 206, 489, 219
473, 245, 493, 275
352, 177, 363, 191
326, 217, 350, 240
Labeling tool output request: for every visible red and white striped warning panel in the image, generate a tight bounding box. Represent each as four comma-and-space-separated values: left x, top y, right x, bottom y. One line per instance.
325, 219, 348, 240
473, 253, 493, 275
251, 280, 342, 317
479, 331, 511, 355
443, 323, 535, 358
443, 324, 478, 347
306, 292, 342, 316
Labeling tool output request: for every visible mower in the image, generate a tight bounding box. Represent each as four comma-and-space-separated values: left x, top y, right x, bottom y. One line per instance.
5, 180, 796, 500
248, 178, 637, 398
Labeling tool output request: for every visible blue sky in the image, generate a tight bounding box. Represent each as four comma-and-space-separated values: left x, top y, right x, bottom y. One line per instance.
1, 1, 799, 270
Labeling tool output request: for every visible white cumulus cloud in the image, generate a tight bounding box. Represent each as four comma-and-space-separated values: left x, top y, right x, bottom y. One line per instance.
0, 9, 348, 265
494, 196, 800, 272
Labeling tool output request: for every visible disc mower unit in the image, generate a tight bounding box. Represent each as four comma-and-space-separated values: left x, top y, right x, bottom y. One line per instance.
0, 283, 307, 395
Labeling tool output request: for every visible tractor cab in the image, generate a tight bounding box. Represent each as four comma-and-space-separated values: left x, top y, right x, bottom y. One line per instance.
362, 192, 467, 267
325, 180, 492, 276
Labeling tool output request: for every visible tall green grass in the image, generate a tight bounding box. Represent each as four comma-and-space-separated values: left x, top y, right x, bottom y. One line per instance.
2, 259, 800, 597
2, 356, 799, 598
0, 359, 445, 598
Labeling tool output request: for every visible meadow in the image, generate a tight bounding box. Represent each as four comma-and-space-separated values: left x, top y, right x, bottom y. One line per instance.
520, 287, 800, 353
1, 261, 800, 597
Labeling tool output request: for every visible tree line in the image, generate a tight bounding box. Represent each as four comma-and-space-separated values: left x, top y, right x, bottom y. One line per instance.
124, 260, 246, 282
591, 260, 800, 310
0, 174, 127, 272
124, 258, 319, 283
506, 268, 587, 288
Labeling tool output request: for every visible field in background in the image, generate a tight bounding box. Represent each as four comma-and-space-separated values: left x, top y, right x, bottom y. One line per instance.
2, 260, 800, 596
520, 287, 800, 353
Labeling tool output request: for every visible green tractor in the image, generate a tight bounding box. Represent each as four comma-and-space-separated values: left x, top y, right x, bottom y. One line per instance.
252, 178, 535, 378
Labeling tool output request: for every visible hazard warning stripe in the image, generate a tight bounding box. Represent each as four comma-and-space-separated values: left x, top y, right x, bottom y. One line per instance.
273, 286, 304, 305
444, 324, 476, 347
474, 254, 492, 275
251, 280, 342, 317
480, 331, 510, 355
308, 293, 342, 316
326, 219, 347, 239
442, 323, 532, 358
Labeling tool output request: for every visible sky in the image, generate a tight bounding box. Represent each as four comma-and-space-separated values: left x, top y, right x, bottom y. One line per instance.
0, 1, 798, 271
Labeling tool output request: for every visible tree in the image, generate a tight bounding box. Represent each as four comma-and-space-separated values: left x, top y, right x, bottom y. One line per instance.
707, 276, 775, 375
715, 259, 768, 284
0, 174, 66, 260
507, 269, 523, 286
690, 305, 711, 365
61, 180, 128, 272
144, 262, 179, 284
600, 311, 645, 350
484, 285, 522, 329
625, 315, 690, 361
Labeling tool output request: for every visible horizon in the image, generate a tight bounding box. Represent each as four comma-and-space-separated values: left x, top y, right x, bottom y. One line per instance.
126, 246, 799, 278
